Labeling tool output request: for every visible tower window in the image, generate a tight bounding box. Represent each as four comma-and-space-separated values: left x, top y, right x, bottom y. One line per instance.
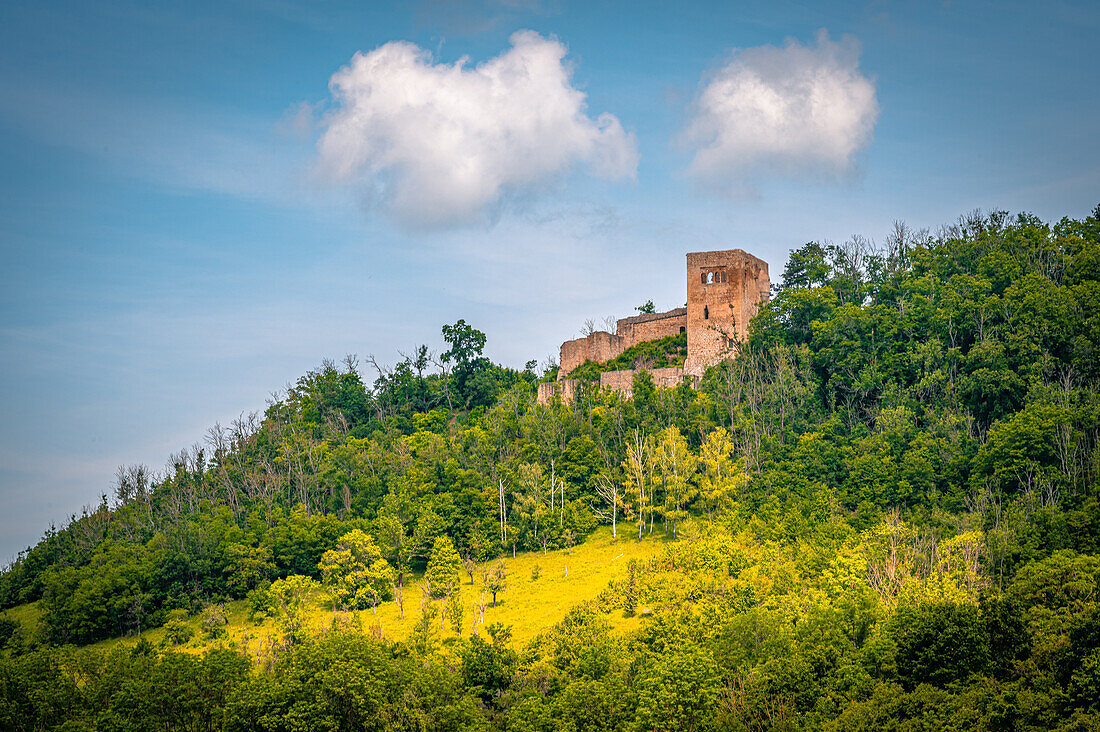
704, 305, 709, 320
707, 272, 714, 284
700, 272, 706, 285
721, 271, 727, 283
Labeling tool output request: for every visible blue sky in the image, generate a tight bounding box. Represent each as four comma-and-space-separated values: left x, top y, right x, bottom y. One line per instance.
1, 0, 1097, 561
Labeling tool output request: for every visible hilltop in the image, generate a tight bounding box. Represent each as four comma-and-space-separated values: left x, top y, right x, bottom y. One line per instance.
2, 206, 1100, 731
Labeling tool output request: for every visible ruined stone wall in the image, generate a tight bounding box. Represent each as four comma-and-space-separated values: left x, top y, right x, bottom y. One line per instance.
615, 308, 687, 349
598, 367, 695, 399
559, 331, 624, 377
683, 249, 770, 377
537, 379, 578, 404
538, 367, 699, 404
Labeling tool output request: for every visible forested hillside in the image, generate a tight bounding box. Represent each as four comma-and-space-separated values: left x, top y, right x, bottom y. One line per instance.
3, 207, 1100, 731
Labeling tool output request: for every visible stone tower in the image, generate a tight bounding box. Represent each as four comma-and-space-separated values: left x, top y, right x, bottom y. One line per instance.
683, 249, 771, 377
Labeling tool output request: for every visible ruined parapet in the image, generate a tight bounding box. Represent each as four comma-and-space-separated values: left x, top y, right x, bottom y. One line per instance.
599, 367, 695, 399
537, 379, 578, 404
683, 249, 770, 377
538, 367, 695, 404
558, 307, 687, 379
615, 308, 687, 349
559, 331, 624, 378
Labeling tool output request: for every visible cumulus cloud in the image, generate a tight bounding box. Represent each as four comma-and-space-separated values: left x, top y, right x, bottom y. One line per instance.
315, 31, 638, 228
683, 30, 878, 193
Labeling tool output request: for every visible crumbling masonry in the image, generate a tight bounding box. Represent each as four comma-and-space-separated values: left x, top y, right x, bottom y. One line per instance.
538, 249, 770, 403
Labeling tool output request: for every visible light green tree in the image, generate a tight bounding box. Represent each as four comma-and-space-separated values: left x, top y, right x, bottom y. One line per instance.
485, 561, 508, 607
374, 489, 442, 617
425, 535, 462, 599
514, 462, 556, 553
655, 426, 697, 539
318, 529, 394, 613
267, 575, 319, 644
622, 429, 653, 541
695, 427, 744, 519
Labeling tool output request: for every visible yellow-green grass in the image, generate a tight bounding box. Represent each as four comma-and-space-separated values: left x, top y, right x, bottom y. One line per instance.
356, 525, 672, 647
4, 600, 42, 637
6, 525, 680, 658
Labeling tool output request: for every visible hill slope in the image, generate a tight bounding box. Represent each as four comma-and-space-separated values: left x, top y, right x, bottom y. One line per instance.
2, 206, 1100, 731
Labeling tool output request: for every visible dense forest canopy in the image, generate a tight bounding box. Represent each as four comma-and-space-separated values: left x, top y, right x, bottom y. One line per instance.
3, 207, 1100, 731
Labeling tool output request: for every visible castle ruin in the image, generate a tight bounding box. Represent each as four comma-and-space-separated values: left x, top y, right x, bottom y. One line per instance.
538, 249, 770, 403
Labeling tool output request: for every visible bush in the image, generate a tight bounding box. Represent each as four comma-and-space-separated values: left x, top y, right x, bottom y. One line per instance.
162, 610, 193, 646
201, 605, 228, 640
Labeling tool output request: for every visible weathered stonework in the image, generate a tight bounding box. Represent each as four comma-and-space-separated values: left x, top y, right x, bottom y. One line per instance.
558, 308, 688, 376
541, 248, 768, 403
537, 379, 578, 404
599, 368, 697, 398
614, 308, 687, 348
684, 249, 770, 377
559, 331, 624, 377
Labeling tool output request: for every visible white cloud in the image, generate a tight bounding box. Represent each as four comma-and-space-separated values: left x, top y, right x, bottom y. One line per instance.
683, 30, 878, 193
315, 30, 638, 228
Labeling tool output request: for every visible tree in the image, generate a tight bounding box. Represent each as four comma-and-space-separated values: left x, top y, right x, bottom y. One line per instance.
318, 529, 394, 612
485, 561, 508, 607
890, 601, 990, 689
446, 589, 464, 634
374, 490, 441, 614
459, 630, 517, 704
696, 428, 743, 519
634, 646, 722, 731
623, 429, 654, 540
594, 471, 622, 538
223, 542, 275, 596
267, 575, 319, 645
655, 426, 698, 539
637, 300, 656, 314
514, 463, 556, 553
441, 319, 491, 409
781, 242, 831, 290
425, 536, 462, 599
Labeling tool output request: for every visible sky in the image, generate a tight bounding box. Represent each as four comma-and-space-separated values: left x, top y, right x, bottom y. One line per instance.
1, 0, 1097, 562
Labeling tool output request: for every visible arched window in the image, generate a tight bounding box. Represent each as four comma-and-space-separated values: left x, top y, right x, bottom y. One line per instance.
704, 305, 709, 320
721, 271, 727, 283
679, 326, 685, 334
700, 272, 706, 285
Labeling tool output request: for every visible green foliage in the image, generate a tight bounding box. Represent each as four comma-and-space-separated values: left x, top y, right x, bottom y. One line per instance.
425, 536, 462, 599
460, 631, 517, 704
318, 529, 394, 611
162, 609, 194, 646
201, 604, 228, 640
266, 574, 319, 645
634, 646, 722, 731
889, 601, 989, 689
485, 561, 507, 606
